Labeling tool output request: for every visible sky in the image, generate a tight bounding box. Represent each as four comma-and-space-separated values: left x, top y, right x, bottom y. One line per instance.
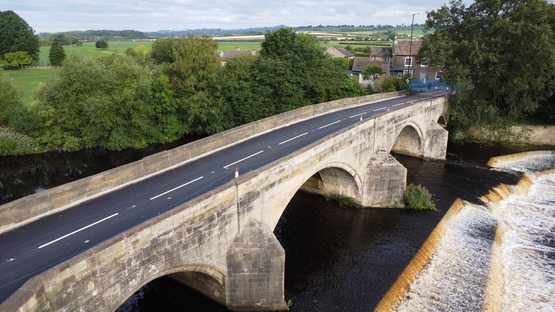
2, 0, 463, 33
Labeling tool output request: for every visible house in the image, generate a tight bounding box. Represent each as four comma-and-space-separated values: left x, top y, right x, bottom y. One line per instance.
325, 46, 355, 59
391, 37, 442, 82
216, 46, 259, 65
350, 57, 390, 85
370, 47, 391, 63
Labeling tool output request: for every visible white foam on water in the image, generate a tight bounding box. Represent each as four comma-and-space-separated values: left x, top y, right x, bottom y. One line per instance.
392, 154, 555, 312
395, 205, 497, 312
498, 174, 555, 312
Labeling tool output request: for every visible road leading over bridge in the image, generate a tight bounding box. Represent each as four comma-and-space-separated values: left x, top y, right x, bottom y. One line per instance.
0, 91, 449, 311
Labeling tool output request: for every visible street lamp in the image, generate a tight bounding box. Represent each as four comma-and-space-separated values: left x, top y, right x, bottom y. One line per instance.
408, 12, 420, 81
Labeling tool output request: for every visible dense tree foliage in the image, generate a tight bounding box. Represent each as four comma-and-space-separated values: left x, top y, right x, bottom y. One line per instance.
95, 40, 109, 49
0, 71, 21, 125
0, 51, 33, 69
19, 30, 367, 152
49, 39, 66, 66
419, 0, 555, 132
0, 11, 40, 62
35, 55, 165, 150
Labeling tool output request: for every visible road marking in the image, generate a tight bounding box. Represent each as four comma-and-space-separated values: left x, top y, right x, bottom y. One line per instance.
38, 213, 119, 249
349, 113, 366, 119
223, 150, 265, 169
373, 107, 387, 112
318, 120, 341, 129
150, 176, 204, 200
279, 132, 308, 145
393, 103, 403, 107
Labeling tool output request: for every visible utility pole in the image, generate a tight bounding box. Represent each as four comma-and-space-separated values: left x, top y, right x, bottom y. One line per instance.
408, 12, 420, 82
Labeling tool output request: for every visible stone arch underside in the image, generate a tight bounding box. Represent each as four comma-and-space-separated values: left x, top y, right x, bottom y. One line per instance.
391, 124, 423, 157
301, 167, 361, 201
115, 264, 226, 310
437, 114, 448, 127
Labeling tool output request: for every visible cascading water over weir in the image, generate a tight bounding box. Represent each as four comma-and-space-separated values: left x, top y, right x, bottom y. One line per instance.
376, 151, 555, 312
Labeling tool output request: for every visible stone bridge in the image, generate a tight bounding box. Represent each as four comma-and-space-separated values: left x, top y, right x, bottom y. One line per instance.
1, 93, 449, 311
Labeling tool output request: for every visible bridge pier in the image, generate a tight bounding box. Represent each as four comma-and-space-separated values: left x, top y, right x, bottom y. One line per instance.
422, 124, 449, 160
362, 157, 407, 207
226, 220, 288, 311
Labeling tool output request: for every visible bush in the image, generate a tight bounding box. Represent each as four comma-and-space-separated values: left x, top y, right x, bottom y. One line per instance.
403, 184, 437, 211
95, 40, 108, 49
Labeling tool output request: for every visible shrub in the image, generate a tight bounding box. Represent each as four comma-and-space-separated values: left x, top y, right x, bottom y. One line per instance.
403, 184, 437, 211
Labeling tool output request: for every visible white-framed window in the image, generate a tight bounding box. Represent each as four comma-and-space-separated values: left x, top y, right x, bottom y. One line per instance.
435, 71, 444, 80
421, 58, 428, 67
403, 69, 414, 77
404, 57, 412, 67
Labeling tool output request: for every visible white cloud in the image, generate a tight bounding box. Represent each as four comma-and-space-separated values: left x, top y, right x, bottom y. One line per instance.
1, 0, 469, 33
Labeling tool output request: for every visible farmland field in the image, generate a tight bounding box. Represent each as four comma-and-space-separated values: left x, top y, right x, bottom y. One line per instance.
3, 69, 60, 106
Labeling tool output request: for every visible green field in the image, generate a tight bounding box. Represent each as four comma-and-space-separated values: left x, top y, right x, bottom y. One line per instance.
3, 69, 60, 107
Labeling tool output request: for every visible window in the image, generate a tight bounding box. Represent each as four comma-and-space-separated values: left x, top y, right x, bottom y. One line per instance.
435, 71, 444, 80
403, 69, 414, 77
421, 58, 428, 67
404, 57, 412, 67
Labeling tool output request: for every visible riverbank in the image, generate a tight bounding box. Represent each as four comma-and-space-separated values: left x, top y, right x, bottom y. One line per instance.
456, 125, 555, 146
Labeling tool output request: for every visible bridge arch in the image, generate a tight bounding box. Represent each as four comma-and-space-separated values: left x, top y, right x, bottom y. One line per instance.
113, 264, 226, 311
267, 162, 363, 230
391, 122, 424, 157
437, 114, 448, 127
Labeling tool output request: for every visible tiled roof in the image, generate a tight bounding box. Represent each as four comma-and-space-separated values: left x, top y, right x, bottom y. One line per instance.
331, 46, 355, 58
394, 39, 422, 56
370, 47, 391, 58
351, 57, 390, 73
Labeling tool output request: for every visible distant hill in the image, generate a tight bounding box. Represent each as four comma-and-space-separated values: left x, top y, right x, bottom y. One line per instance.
37, 24, 426, 40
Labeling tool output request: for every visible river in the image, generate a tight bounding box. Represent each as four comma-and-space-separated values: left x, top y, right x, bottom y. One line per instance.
0, 142, 553, 311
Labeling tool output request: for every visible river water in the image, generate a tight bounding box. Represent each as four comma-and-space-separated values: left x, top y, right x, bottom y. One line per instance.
0, 142, 553, 311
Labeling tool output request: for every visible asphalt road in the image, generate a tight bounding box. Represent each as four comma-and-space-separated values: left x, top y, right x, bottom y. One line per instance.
0, 91, 447, 304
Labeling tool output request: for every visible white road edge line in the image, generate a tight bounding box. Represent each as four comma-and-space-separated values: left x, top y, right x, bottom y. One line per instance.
150, 176, 204, 200
278, 132, 308, 145
373, 107, 387, 112
38, 213, 119, 249
318, 120, 342, 129
223, 150, 265, 169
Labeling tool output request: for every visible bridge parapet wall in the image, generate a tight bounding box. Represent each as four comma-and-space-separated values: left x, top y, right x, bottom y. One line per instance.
0, 92, 404, 236
0, 184, 240, 311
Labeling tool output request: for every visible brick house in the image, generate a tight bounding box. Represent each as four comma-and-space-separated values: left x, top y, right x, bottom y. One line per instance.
391, 37, 442, 82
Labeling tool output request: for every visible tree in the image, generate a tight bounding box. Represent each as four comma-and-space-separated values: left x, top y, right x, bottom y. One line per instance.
0, 51, 33, 69
362, 64, 384, 80
419, 0, 555, 132
49, 39, 66, 66
95, 40, 108, 49
35, 55, 161, 151
0, 11, 40, 62
0, 71, 21, 125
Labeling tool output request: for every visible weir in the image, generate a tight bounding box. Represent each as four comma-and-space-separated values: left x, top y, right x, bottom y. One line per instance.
377, 151, 555, 312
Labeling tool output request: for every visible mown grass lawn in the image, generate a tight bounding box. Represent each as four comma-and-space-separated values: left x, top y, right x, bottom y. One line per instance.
3, 69, 60, 107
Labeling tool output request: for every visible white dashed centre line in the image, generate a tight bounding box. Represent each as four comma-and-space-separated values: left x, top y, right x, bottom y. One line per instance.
318, 120, 342, 129
223, 150, 265, 169
38, 213, 119, 249
150, 176, 204, 200
279, 132, 308, 145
